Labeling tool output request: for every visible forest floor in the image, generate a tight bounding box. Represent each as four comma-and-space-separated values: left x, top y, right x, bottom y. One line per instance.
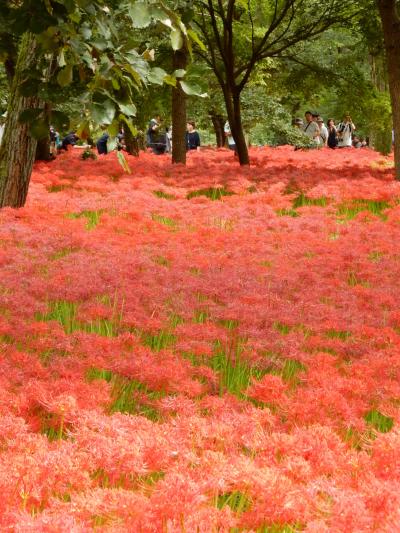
0, 146, 400, 531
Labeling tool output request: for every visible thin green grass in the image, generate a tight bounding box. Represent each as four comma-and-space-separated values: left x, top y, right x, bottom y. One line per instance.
364, 410, 394, 433
216, 491, 251, 514
336, 199, 389, 220
293, 194, 328, 208
153, 190, 176, 200
36, 299, 122, 337
87, 368, 163, 421
187, 187, 235, 201
66, 209, 106, 229
151, 213, 178, 228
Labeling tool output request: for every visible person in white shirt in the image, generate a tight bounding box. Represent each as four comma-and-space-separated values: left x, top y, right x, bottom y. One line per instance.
337, 114, 356, 148
302, 111, 320, 144
317, 116, 328, 146
224, 121, 236, 152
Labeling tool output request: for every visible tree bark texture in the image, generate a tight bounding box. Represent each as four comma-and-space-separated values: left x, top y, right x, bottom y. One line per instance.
223, 88, 249, 165
124, 126, 140, 156
0, 33, 41, 208
172, 48, 188, 164
377, 0, 400, 179
209, 110, 226, 147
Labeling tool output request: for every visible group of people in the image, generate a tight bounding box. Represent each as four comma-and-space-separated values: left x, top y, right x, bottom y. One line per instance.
146, 116, 202, 154
294, 111, 366, 149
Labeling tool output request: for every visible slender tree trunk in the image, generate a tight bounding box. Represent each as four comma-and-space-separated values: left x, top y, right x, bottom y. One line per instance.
223, 87, 249, 165
0, 33, 41, 208
36, 103, 52, 161
209, 110, 225, 147
377, 0, 400, 180
172, 48, 188, 164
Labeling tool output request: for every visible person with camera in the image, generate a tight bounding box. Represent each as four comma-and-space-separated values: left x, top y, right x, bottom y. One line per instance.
337, 114, 356, 148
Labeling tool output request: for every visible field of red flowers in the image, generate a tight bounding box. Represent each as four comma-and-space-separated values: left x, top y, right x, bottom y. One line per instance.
1, 146, 400, 531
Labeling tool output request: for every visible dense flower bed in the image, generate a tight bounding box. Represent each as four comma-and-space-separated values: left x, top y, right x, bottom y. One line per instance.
0, 146, 399, 531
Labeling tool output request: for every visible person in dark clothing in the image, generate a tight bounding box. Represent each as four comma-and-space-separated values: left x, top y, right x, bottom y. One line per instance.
186, 121, 200, 151
96, 132, 109, 154
147, 116, 167, 154
60, 132, 79, 151
327, 119, 338, 149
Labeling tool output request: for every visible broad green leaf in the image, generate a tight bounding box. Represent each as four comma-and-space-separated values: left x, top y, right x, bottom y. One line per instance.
180, 80, 208, 97
107, 138, 118, 152
76, 120, 91, 140
170, 28, 183, 51
19, 108, 43, 124
173, 69, 186, 78
51, 110, 70, 130
129, 3, 152, 28
30, 120, 49, 140
90, 100, 116, 125
57, 64, 73, 87
119, 103, 137, 117
119, 114, 138, 137
163, 75, 177, 87
147, 67, 167, 85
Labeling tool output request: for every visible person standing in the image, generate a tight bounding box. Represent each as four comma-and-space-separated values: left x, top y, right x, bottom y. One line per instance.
317, 116, 328, 146
337, 114, 356, 148
224, 120, 237, 152
186, 121, 200, 151
302, 111, 320, 144
327, 119, 338, 149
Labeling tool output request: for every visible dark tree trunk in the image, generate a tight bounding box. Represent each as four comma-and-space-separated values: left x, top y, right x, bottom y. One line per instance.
223, 87, 249, 165
209, 110, 225, 147
124, 126, 140, 156
35, 137, 52, 161
378, 0, 400, 180
0, 33, 41, 208
172, 48, 188, 164
35, 103, 52, 161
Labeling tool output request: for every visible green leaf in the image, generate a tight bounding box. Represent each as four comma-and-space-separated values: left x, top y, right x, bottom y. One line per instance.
107, 138, 118, 152
187, 29, 206, 52
51, 110, 70, 130
19, 108, 43, 124
173, 69, 186, 78
57, 64, 73, 87
163, 75, 176, 87
30, 120, 49, 140
117, 150, 131, 173
90, 100, 116, 125
57, 49, 66, 67
147, 67, 167, 85
76, 120, 91, 140
119, 115, 138, 137
180, 81, 208, 97
119, 103, 137, 117
170, 28, 183, 51
129, 2, 152, 28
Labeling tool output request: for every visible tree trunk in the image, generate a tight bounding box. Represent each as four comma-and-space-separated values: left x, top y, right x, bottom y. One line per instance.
0, 33, 41, 208
223, 88, 249, 165
172, 48, 188, 164
35, 103, 52, 161
377, 0, 400, 180
209, 110, 225, 147
124, 126, 140, 156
